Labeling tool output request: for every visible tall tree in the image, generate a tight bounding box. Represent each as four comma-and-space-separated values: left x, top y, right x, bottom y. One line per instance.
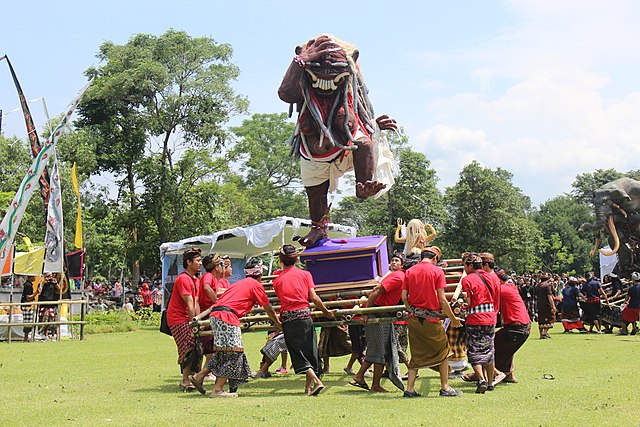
533, 195, 594, 274
228, 113, 307, 223
443, 161, 542, 271
572, 168, 625, 205
77, 29, 248, 284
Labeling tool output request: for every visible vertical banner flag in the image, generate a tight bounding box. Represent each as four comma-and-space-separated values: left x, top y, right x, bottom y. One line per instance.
0, 245, 13, 276
71, 162, 83, 248
0, 82, 91, 272
66, 249, 85, 280
0, 55, 51, 206
43, 148, 64, 273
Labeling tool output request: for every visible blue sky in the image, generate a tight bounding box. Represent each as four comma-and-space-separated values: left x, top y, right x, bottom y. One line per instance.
2, 0, 639, 206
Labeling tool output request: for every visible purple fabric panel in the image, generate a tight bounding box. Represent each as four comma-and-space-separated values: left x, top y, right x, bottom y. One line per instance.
302, 235, 386, 254
300, 236, 389, 285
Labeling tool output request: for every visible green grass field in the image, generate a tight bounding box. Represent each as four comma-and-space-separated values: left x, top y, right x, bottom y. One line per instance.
1, 326, 638, 426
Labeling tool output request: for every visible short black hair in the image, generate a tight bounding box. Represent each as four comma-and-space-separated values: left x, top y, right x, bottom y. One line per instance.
182, 248, 202, 269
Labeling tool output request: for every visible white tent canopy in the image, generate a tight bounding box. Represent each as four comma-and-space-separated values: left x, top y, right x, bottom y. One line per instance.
159, 216, 357, 258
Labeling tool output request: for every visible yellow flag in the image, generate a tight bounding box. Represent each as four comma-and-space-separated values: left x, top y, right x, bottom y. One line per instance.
71, 163, 83, 248
14, 247, 45, 275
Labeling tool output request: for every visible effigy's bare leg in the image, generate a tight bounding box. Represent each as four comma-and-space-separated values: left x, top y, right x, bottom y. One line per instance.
353, 137, 386, 199
294, 181, 330, 248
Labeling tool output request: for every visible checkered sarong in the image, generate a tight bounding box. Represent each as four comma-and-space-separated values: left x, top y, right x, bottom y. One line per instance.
446, 325, 467, 361
468, 303, 494, 314
22, 307, 35, 323
169, 321, 196, 364
261, 333, 287, 362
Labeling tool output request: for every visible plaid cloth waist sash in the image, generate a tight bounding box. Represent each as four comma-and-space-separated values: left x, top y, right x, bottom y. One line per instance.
585, 297, 600, 304
409, 306, 440, 320
280, 307, 311, 323
468, 303, 494, 314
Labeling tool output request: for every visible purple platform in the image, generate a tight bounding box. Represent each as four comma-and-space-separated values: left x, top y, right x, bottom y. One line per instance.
300, 235, 389, 287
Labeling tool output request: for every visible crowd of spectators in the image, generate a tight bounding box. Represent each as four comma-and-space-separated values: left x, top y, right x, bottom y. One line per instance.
503, 270, 631, 335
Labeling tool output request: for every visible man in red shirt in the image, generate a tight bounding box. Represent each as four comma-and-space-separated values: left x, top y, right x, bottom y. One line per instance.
401, 247, 462, 398
189, 258, 281, 398
198, 253, 224, 372
351, 252, 406, 393
218, 255, 232, 290
461, 252, 498, 393
273, 244, 335, 396
166, 247, 202, 391
493, 268, 531, 383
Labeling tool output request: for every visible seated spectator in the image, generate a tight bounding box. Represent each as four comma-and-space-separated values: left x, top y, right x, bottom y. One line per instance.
95, 298, 108, 312
152, 284, 163, 312
122, 297, 134, 313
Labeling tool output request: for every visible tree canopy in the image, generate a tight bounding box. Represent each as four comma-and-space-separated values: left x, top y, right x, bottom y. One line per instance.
1, 30, 631, 280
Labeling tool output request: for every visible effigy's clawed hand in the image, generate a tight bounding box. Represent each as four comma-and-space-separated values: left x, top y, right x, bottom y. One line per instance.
375, 115, 398, 131
300, 35, 346, 63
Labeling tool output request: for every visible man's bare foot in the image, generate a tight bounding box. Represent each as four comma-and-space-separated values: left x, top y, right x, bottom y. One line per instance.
356, 181, 386, 199
370, 386, 389, 393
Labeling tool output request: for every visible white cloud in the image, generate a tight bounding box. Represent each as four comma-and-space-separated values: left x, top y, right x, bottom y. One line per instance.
406, 1, 640, 205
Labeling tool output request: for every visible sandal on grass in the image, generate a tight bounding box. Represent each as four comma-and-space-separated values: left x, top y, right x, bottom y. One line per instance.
308, 384, 325, 396
189, 375, 207, 395
179, 383, 196, 392
461, 373, 478, 383
348, 380, 370, 390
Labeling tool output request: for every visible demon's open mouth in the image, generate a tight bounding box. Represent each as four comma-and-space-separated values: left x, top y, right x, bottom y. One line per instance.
305, 69, 350, 91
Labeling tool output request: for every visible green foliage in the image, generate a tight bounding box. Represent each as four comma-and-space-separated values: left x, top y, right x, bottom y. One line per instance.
571, 168, 640, 205
75, 29, 249, 280
0, 135, 31, 191
443, 161, 542, 271
533, 195, 594, 274
229, 113, 300, 189
228, 113, 308, 224
71, 309, 159, 334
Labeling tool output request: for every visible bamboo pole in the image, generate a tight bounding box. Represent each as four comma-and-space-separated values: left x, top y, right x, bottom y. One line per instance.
199, 304, 408, 326
7, 301, 13, 344
249, 298, 368, 315
80, 300, 85, 341
195, 315, 407, 335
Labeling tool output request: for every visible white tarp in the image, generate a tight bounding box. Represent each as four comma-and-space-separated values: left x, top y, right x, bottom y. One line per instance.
159, 216, 356, 258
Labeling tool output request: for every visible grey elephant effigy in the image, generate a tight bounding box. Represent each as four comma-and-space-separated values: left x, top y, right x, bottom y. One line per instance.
580, 177, 640, 277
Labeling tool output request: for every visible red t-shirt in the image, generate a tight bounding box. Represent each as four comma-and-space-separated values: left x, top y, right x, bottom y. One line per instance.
210, 277, 270, 326
402, 262, 446, 317
483, 270, 501, 316
218, 277, 231, 289
462, 271, 497, 326
166, 272, 198, 327
273, 266, 315, 312
376, 270, 405, 307
198, 272, 219, 311
499, 282, 530, 325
